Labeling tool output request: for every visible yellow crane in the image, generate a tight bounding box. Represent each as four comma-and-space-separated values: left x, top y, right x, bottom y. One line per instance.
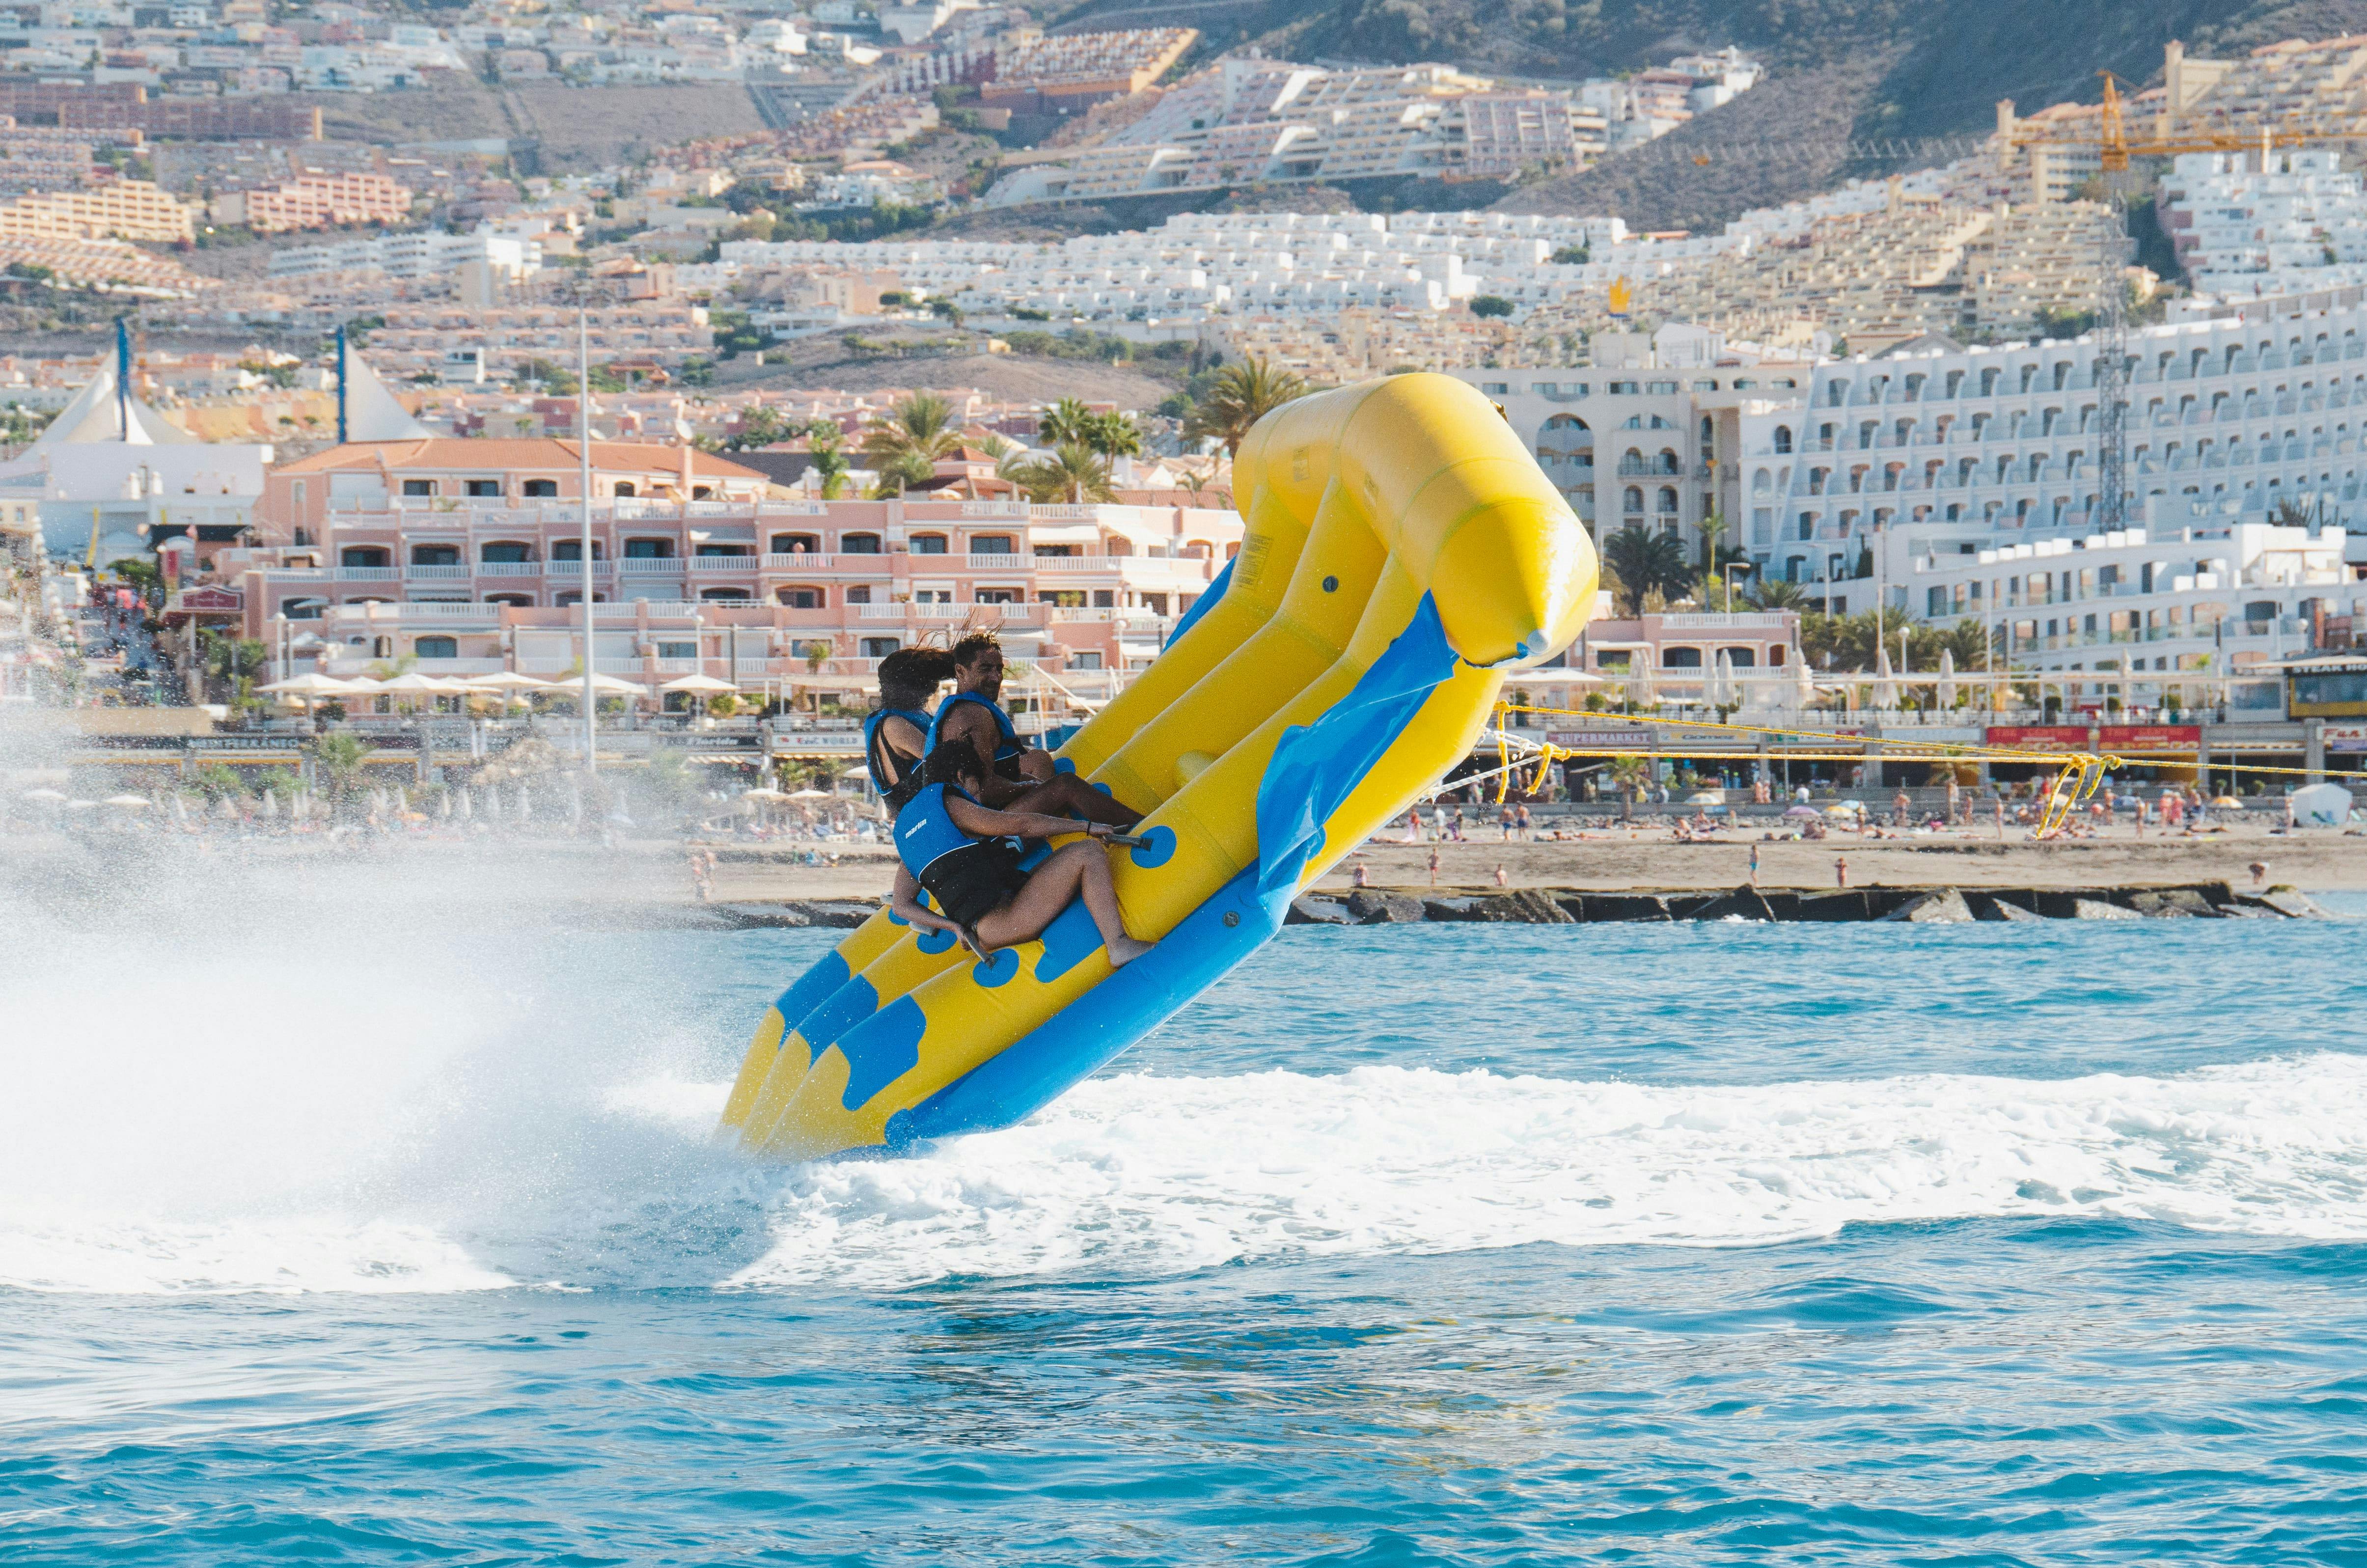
2011, 69, 2367, 168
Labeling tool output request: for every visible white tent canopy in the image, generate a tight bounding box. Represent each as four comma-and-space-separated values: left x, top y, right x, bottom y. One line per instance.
340, 344, 432, 441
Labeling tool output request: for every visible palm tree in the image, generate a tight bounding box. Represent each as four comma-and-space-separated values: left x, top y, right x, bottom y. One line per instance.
808, 433, 850, 499
1182, 357, 1310, 457
309, 730, 368, 805
860, 392, 961, 478
1599, 524, 1692, 616
1606, 753, 1650, 823
1085, 411, 1144, 457
1747, 577, 1811, 611
1037, 397, 1096, 447
1005, 442, 1115, 504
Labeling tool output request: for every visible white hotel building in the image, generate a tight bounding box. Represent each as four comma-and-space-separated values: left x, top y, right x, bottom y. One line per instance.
1464, 299, 2367, 697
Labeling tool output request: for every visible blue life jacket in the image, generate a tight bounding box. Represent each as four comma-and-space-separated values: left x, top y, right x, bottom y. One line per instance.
892, 782, 983, 880
925, 689, 1022, 763
864, 704, 934, 809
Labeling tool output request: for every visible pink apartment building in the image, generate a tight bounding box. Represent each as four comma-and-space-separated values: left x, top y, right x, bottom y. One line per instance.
210, 437, 1242, 702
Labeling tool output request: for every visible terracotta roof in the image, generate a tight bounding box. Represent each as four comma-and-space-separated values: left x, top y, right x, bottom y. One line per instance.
270, 438, 767, 482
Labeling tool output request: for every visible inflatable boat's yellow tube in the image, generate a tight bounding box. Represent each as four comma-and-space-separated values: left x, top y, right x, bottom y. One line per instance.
719, 372, 1596, 1160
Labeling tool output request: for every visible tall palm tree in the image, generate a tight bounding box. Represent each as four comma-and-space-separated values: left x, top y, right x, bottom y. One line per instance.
1006, 442, 1115, 503
860, 392, 961, 477
1182, 357, 1310, 457
1085, 411, 1144, 458
1599, 524, 1692, 616
1747, 577, 1810, 611
1037, 397, 1096, 447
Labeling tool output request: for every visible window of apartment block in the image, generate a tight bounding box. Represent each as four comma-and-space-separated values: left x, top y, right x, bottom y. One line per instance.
976, 588, 1021, 604
551, 540, 604, 560
465, 480, 501, 497
841, 532, 881, 553
481, 542, 531, 562
846, 586, 872, 605
1093, 590, 1115, 607
402, 479, 434, 496
1141, 594, 1168, 615
613, 483, 636, 498
415, 636, 458, 659
776, 587, 823, 608
1070, 652, 1103, 670
909, 534, 948, 554
860, 637, 900, 658
624, 538, 673, 558
699, 588, 744, 602
656, 641, 696, 659
412, 545, 460, 565
1038, 590, 1085, 607
972, 535, 1015, 554
1482, 382, 1508, 394
771, 533, 820, 554
341, 547, 387, 567
696, 543, 751, 557
523, 480, 558, 497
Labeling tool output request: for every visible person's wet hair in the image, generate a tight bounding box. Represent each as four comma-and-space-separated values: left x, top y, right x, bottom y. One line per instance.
920, 741, 984, 790
950, 632, 1001, 670
876, 647, 955, 712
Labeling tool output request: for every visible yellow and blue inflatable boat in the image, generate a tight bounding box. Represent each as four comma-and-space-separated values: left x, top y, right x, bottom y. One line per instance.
718, 372, 1598, 1160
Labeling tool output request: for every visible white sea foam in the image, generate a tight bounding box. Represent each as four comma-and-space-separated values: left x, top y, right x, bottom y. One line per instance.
6, 846, 2366, 1295
738, 1053, 2367, 1289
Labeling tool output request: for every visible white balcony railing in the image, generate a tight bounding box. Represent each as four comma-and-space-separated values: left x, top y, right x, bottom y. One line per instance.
688, 556, 758, 574
336, 565, 400, 581
476, 561, 541, 578
544, 560, 611, 577
405, 563, 472, 580
965, 552, 1027, 571
618, 558, 684, 576
762, 552, 836, 570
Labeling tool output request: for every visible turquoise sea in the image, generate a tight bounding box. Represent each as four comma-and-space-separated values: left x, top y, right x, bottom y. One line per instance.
5, 863, 2367, 1565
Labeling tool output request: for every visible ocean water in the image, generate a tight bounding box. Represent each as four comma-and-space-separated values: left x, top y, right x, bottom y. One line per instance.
5, 860, 2367, 1565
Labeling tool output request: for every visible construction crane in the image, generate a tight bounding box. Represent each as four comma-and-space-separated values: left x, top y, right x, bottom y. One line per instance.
2008, 72, 2367, 530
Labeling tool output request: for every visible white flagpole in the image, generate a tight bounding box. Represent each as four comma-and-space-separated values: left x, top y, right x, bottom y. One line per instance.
578, 306, 596, 774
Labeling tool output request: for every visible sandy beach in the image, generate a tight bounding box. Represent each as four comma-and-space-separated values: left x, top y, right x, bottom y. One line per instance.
695, 820, 2367, 902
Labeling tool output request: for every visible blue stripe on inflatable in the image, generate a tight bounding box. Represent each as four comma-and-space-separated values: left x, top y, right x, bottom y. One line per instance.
1253, 593, 1458, 897
883, 866, 1289, 1149
771, 949, 851, 1044
838, 996, 926, 1112
792, 972, 882, 1068
1164, 553, 1235, 649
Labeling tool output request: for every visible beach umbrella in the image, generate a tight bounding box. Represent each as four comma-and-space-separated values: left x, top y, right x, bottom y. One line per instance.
458, 786, 474, 820
1793, 655, 1815, 709
1937, 646, 1957, 709
465, 670, 551, 716
103, 794, 149, 808
1874, 641, 1896, 709
21, 787, 67, 802
2119, 649, 2136, 710
1783, 803, 1820, 819
260, 789, 278, 820
1711, 648, 1735, 709
259, 672, 362, 697
1626, 662, 1655, 710
661, 673, 736, 694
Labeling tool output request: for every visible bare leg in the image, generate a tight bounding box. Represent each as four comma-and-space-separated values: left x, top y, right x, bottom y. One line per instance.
974, 841, 1156, 967
1004, 773, 1141, 829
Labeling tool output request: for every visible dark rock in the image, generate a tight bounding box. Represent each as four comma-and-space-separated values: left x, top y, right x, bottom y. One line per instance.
2070, 897, 2141, 920
2214, 902, 2276, 918
1288, 895, 1354, 925
2130, 888, 2220, 918
1347, 889, 1427, 924
714, 903, 810, 928
1881, 887, 1975, 923
2253, 889, 2334, 919
1572, 893, 1671, 922
1501, 887, 1577, 924
1691, 885, 1778, 922
1422, 895, 1485, 920
797, 900, 879, 928
1792, 891, 1871, 921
